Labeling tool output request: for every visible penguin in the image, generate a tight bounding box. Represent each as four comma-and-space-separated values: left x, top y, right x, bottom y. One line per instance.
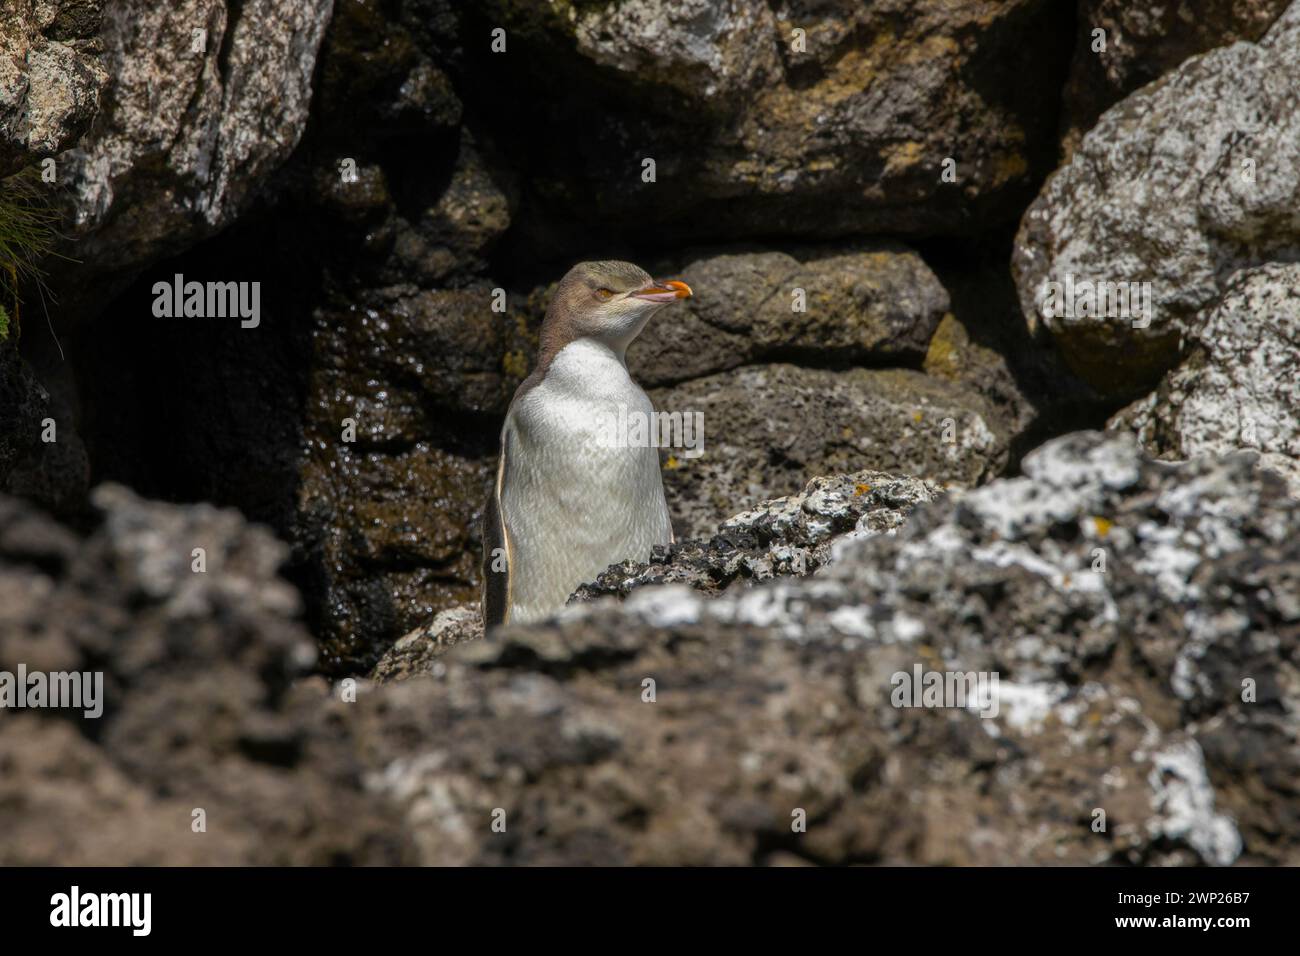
482, 260, 693, 628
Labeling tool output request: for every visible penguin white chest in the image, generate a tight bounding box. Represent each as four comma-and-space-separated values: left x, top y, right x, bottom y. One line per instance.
501, 339, 672, 623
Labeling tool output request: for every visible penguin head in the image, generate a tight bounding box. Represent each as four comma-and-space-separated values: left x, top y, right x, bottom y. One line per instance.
543, 260, 693, 355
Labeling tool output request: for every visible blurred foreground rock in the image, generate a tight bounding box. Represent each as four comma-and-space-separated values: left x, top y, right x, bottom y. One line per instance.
0, 483, 410, 865
370, 432, 1297, 865
6, 434, 1296, 864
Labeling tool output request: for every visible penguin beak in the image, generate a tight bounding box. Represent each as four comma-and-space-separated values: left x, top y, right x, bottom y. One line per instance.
629, 279, 692, 303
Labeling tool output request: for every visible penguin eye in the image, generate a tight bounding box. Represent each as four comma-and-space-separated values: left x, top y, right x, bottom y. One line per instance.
594, 288, 614, 300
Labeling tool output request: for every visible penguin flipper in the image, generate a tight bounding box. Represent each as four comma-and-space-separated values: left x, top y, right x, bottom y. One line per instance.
481, 425, 513, 629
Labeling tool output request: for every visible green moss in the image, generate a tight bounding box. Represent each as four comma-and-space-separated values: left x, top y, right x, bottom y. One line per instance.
0, 304, 8, 341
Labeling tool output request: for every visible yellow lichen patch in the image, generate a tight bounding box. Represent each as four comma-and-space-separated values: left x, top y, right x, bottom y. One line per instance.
502, 350, 529, 380
769, 40, 885, 115
923, 313, 964, 379
901, 32, 959, 69
665, 455, 680, 470
1092, 516, 1113, 538
882, 140, 926, 177
854, 483, 872, 496
990, 150, 1029, 186
913, 410, 923, 423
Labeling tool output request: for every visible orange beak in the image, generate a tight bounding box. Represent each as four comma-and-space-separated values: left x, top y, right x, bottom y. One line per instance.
629, 279, 693, 303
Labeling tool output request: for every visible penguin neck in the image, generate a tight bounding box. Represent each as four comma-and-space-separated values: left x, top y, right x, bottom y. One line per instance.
544, 337, 640, 401
554, 335, 626, 371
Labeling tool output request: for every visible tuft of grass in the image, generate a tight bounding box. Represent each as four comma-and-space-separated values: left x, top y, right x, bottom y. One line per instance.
0, 171, 61, 342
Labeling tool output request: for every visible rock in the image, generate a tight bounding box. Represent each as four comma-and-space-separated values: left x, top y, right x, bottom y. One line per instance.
384, 133, 516, 287
470, 0, 1074, 243
652, 363, 1009, 538
0, 0, 107, 176
370, 604, 482, 683
1061, 0, 1292, 154
0, 715, 227, 865
0, 484, 410, 864
56, 0, 524, 675
295, 283, 534, 674
919, 239, 1114, 468
574, 469, 943, 604
295, 0, 516, 290
312, 0, 462, 144
2, 350, 92, 520
371, 432, 1298, 865
57, 0, 333, 277
0, 339, 49, 488
924, 312, 1032, 436
5, 436, 1297, 865
627, 243, 949, 388
1110, 264, 1300, 496
1013, 4, 1300, 396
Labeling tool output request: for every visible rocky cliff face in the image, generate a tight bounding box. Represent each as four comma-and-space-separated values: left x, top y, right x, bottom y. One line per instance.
0, 0, 1297, 864
7, 0, 1091, 670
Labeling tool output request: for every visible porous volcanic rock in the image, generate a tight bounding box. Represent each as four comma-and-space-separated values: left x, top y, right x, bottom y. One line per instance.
466, 0, 1074, 244
1014, 3, 1300, 396
652, 363, 1009, 538
370, 604, 482, 683
1061, 0, 1292, 154
0, 0, 107, 177
626, 244, 949, 388
0, 484, 411, 865
1109, 264, 1300, 496
360, 432, 1298, 865
575, 468, 943, 604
